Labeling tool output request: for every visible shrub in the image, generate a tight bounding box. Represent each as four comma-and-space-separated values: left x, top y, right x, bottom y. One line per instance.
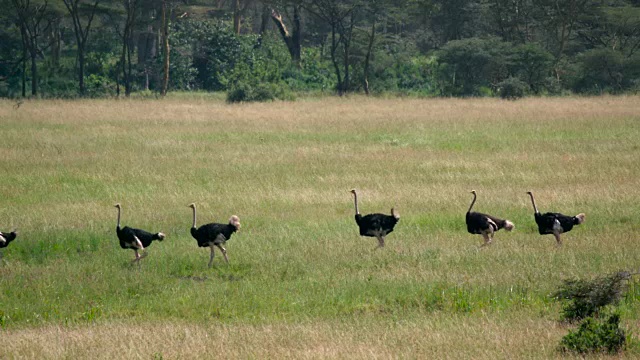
559, 313, 626, 354
226, 81, 294, 103
553, 271, 632, 322
498, 77, 528, 100
226, 82, 252, 103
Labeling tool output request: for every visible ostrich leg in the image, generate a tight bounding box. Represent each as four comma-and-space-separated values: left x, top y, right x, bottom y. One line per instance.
480, 230, 493, 247
208, 244, 216, 267
553, 231, 563, 246
216, 244, 229, 263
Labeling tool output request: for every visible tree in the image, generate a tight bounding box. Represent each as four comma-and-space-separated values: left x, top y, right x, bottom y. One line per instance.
437, 37, 514, 95
511, 43, 554, 93
233, 0, 253, 34
63, 0, 100, 96
160, 0, 170, 96
486, 0, 535, 44
304, 0, 361, 95
10, 0, 54, 97
270, 2, 302, 66
534, 0, 589, 81
120, 0, 140, 96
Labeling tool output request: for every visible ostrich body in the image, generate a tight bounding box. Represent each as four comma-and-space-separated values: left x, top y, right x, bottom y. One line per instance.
188, 203, 240, 267
527, 191, 585, 245
114, 204, 165, 263
466, 190, 514, 246
350, 189, 400, 249
0, 229, 17, 261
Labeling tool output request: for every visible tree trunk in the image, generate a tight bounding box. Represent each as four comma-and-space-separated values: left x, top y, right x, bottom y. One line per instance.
271, 5, 302, 67
30, 48, 37, 95
78, 47, 85, 94
161, 0, 170, 96
363, 20, 376, 95
233, 0, 242, 34
63, 0, 100, 96
22, 46, 27, 97
329, 23, 343, 95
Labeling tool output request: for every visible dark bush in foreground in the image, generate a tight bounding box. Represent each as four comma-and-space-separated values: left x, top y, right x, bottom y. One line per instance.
226, 82, 294, 103
553, 271, 632, 321
498, 77, 528, 100
559, 313, 626, 354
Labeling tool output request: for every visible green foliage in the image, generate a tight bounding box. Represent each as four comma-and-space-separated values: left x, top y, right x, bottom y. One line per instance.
436, 37, 513, 96
498, 77, 528, 100
510, 44, 554, 94
224, 35, 295, 102
572, 48, 640, 94
553, 271, 632, 322
366, 40, 439, 95
559, 312, 627, 354
84, 74, 116, 97
284, 47, 335, 92
226, 81, 294, 103
171, 19, 243, 91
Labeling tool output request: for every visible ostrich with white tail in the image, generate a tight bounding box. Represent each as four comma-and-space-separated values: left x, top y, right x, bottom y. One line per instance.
350, 189, 400, 249
114, 204, 165, 263
527, 191, 585, 246
466, 190, 514, 246
0, 229, 17, 261
188, 203, 241, 267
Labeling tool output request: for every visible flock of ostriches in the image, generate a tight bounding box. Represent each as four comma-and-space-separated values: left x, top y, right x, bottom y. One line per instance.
0, 190, 585, 266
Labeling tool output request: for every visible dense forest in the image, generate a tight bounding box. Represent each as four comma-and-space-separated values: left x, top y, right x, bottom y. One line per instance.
1, 0, 639, 100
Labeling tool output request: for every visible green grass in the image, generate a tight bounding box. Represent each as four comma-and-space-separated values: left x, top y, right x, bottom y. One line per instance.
1, 96, 640, 358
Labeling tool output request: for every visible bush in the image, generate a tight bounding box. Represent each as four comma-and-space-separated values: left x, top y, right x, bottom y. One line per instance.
498, 77, 528, 99
559, 313, 626, 354
553, 271, 632, 322
226, 81, 294, 103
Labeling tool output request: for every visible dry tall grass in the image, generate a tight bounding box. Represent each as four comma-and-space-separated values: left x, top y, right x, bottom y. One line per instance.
1, 95, 639, 358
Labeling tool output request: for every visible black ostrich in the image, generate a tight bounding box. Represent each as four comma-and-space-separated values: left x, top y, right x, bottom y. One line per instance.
527, 191, 585, 246
350, 189, 400, 249
0, 229, 17, 261
466, 190, 514, 246
114, 203, 165, 263
188, 203, 241, 267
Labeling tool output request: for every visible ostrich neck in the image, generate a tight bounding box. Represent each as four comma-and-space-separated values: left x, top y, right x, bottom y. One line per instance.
467, 193, 476, 213
353, 193, 360, 215
116, 207, 121, 229
191, 206, 197, 228
528, 193, 539, 213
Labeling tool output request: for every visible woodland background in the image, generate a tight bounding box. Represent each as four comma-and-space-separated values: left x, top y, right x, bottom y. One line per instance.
1, 0, 640, 100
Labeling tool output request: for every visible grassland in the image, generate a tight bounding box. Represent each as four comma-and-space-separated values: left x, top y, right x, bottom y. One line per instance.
1, 95, 640, 359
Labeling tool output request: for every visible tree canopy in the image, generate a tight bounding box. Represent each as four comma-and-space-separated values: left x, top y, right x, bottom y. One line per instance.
0, 0, 638, 99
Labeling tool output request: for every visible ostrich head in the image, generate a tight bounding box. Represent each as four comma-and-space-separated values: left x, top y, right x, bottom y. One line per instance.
229, 215, 241, 230
155, 232, 166, 241
188, 203, 196, 209
470, 190, 476, 195
575, 213, 586, 224
350, 189, 357, 196
114, 203, 121, 209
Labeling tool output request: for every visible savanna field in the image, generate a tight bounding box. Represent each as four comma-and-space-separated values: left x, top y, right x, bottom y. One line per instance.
1, 95, 640, 359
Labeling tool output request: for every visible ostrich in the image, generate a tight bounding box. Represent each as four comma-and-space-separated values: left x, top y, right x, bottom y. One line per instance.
114, 203, 165, 263
527, 191, 585, 246
0, 229, 17, 261
466, 190, 514, 246
350, 189, 400, 249
188, 203, 241, 267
